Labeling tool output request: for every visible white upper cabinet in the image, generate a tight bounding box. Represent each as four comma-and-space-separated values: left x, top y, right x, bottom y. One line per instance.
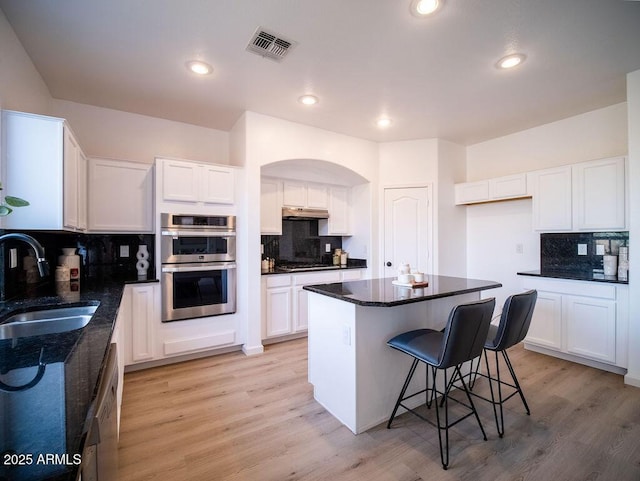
454, 173, 528, 205
319, 186, 350, 236
530, 166, 573, 231
261, 178, 282, 235
264, 177, 350, 236
489, 173, 528, 200
282, 180, 306, 207
200, 164, 236, 204
306, 183, 329, 209
1, 110, 86, 231
454, 180, 489, 205
88, 158, 154, 232
572, 156, 626, 231
530, 157, 627, 232
159, 158, 235, 205
282, 181, 328, 209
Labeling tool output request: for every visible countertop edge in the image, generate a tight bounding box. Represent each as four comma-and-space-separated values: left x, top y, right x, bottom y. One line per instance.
304, 277, 503, 307
262, 265, 367, 275
517, 270, 628, 285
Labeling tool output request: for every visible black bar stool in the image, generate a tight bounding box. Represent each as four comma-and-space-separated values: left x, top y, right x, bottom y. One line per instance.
470, 289, 537, 437
386, 297, 496, 470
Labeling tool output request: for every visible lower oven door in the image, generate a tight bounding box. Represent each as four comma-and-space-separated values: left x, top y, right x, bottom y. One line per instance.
161, 262, 236, 322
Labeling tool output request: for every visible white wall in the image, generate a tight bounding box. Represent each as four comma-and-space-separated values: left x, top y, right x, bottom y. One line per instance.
378, 139, 438, 277
0, 9, 51, 113
467, 103, 628, 180
436, 139, 467, 277
51, 99, 229, 164
234, 111, 379, 355
625, 70, 640, 388
466, 200, 540, 307
378, 138, 467, 277
378, 139, 438, 186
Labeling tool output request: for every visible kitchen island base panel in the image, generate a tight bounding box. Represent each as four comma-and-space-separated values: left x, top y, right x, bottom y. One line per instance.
308, 291, 480, 434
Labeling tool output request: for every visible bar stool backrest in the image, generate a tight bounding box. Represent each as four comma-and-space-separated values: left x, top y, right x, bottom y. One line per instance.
488, 290, 538, 351
438, 297, 496, 369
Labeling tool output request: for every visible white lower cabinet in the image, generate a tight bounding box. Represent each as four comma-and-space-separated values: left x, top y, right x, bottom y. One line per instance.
120, 282, 240, 371
564, 295, 616, 363
120, 283, 160, 366
526, 291, 562, 350
262, 269, 364, 340
522, 277, 627, 371
112, 304, 125, 437
265, 282, 293, 337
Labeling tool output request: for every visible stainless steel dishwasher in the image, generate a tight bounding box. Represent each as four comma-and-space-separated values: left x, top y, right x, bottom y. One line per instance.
82, 343, 118, 481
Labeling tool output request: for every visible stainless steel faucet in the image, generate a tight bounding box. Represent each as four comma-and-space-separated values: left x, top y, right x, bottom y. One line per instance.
0, 233, 49, 277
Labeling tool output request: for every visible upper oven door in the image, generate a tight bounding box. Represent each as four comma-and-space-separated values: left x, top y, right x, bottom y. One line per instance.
161, 231, 236, 263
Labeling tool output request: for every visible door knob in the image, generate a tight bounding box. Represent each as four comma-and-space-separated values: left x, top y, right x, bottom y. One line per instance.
386, 261, 392, 267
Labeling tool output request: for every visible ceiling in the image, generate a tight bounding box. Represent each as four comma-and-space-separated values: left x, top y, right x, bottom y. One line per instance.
2, 0, 640, 145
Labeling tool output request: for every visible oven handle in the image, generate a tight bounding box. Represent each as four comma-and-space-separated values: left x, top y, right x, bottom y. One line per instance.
161, 230, 236, 237
161, 262, 237, 273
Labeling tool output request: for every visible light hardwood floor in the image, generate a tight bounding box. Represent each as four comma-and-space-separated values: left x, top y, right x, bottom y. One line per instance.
118, 339, 640, 481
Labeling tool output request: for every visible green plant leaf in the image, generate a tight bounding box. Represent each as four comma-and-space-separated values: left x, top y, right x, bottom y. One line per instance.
4, 196, 30, 207
0, 205, 13, 216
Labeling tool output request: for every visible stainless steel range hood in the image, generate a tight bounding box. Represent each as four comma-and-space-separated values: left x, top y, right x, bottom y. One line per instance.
282, 207, 330, 220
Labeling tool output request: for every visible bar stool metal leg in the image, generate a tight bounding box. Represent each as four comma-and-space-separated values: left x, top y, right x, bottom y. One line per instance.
387, 358, 420, 428
502, 350, 530, 415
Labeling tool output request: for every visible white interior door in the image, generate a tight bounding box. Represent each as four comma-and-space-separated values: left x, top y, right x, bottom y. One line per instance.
383, 187, 431, 277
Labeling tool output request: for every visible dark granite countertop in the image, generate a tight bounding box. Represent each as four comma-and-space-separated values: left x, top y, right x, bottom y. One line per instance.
303, 275, 502, 307
517, 269, 628, 285
0, 277, 158, 481
261, 264, 367, 275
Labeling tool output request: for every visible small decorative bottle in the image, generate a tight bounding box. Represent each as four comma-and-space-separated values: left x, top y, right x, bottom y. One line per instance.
136, 244, 150, 280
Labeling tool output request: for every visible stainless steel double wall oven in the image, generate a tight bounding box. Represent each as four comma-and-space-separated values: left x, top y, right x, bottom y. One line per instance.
161, 213, 237, 322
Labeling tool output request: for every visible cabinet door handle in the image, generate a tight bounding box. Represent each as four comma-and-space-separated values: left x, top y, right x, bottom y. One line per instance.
386, 261, 392, 267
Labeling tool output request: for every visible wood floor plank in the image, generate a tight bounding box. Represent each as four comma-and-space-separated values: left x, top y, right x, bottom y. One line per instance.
118, 339, 640, 480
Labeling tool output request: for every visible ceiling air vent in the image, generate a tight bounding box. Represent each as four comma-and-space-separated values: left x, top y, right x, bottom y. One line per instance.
246, 27, 296, 62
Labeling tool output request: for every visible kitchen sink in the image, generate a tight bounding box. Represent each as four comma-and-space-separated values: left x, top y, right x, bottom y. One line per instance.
0, 303, 99, 340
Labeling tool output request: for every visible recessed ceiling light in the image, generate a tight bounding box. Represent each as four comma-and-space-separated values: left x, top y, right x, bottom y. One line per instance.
410, 0, 442, 17
496, 53, 526, 70
376, 117, 392, 128
298, 95, 319, 106
186, 60, 213, 75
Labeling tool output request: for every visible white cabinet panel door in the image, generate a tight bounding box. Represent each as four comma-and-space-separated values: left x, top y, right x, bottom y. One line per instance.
322, 186, 350, 235
282, 181, 307, 207
489, 173, 527, 200
129, 284, 158, 363
265, 287, 292, 337
88, 158, 153, 232
565, 295, 616, 363
260, 178, 282, 234
200, 165, 235, 204
63, 128, 80, 230
306, 183, 329, 209
162, 159, 199, 202
526, 291, 562, 350
531, 166, 572, 231
572, 157, 626, 230
294, 286, 308, 332
454, 181, 489, 205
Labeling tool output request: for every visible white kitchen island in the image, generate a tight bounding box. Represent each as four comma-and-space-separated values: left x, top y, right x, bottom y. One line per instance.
304, 275, 501, 434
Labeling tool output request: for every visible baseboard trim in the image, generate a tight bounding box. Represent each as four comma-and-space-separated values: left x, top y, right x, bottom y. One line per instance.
524, 343, 627, 376
242, 343, 265, 356
623, 374, 640, 388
